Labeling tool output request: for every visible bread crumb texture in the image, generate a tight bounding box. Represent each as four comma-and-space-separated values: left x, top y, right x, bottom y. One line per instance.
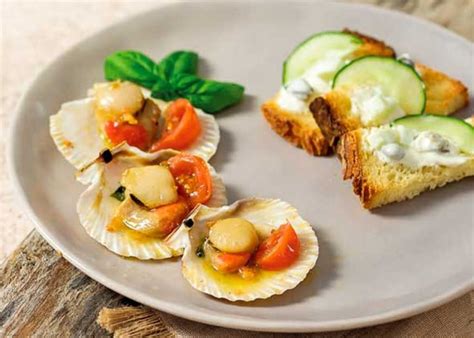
338, 130, 474, 209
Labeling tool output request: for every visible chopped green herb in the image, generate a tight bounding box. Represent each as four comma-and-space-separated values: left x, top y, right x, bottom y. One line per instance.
111, 186, 126, 201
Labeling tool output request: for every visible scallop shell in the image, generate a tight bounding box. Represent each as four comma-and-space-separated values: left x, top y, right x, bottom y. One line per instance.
50, 84, 220, 170
50, 98, 105, 170
76, 144, 227, 260
181, 198, 319, 301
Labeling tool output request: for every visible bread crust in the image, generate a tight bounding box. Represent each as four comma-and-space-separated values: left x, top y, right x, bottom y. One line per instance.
337, 130, 370, 204
415, 64, 469, 115
310, 90, 356, 149
261, 99, 330, 156
342, 29, 395, 58
338, 129, 474, 209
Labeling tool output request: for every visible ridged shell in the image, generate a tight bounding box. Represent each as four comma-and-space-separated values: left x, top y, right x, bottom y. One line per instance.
50, 98, 105, 170
49, 85, 220, 170
181, 198, 319, 302
76, 144, 227, 260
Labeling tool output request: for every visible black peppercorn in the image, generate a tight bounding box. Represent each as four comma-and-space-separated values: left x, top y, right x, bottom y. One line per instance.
101, 149, 113, 163
184, 219, 194, 228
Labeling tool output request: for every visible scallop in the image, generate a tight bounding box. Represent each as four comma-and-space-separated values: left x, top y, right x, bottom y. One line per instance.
76, 143, 227, 260
181, 198, 319, 301
50, 83, 220, 170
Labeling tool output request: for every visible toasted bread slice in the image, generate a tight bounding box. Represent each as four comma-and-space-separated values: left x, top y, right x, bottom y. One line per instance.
262, 30, 394, 156
261, 98, 330, 155
311, 66, 469, 150
416, 64, 469, 115
337, 129, 474, 209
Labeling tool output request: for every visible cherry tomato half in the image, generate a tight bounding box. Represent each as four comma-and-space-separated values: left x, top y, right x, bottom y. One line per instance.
254, 223, 300, 271
150, 98, 201, 152
167, 153, 212, 207
104, 121, 149, 150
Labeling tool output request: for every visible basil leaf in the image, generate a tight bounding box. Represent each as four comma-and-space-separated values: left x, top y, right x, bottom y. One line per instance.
166, 73, 244, 114
104, 51, 158, 89
151, 78, 179, 101
156, 51, 198, 80
111, 186, 126, 202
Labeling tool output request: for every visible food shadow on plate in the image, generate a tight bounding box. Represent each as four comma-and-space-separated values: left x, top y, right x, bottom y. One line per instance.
213, 227, 340, 307
372, 176, 474, 217
209, 94, 257, 172
195, 57, 212, 78
219, 184, 245, 205
216, 94, 258, 119
209, 127, 235, 173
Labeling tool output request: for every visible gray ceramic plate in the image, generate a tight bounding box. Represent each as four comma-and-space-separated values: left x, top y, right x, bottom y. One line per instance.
8, 1, 473, 332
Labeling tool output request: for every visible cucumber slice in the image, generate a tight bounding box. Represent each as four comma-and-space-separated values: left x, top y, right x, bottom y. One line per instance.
282, 32, 363, 84
393, 114, 474, 154
333, 56, 426, 114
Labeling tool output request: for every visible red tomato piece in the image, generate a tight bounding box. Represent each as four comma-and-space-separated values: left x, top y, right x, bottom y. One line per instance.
167, 153, 212, 208
254, 223, 300, 271
150, 98, 201, 152
104, 121, 149, 150
211, 251, 251, 273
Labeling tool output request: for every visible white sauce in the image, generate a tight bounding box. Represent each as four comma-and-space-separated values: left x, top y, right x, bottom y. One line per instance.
365, 125, 469, 168
350, 86, 405, 126
276, 48, 354, 113
276, 86, 308, 112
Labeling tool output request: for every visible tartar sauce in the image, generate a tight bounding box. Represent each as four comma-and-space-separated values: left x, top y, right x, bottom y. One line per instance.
350, 86, 405, 126
364, 125, 470, 168
276, 48, 355, 113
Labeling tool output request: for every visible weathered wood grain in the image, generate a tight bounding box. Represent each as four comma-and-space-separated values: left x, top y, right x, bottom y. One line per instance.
0, 231, 139, 337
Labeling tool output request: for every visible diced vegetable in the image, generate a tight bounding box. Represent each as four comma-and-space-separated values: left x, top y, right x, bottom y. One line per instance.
111, 186, 126, 201
205, 241, 251, 273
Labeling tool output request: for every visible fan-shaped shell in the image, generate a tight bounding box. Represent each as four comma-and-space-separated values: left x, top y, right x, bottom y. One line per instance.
76, 144, 227, 260
181, 198, 319, 301
50, 84, 220, 170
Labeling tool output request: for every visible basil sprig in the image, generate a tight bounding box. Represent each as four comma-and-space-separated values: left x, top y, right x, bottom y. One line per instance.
104, 50, 244, 114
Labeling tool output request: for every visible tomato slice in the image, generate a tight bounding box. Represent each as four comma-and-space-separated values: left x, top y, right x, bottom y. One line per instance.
104, 121, 149, 150
150, 99, 201, 152
167, 153, 212, 207
211, 251, 251, 273
149, 197, 190, 238
254, 223, 300, 271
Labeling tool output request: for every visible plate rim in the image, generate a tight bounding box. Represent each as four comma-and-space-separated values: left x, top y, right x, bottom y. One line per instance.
7, 0, 474, 332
